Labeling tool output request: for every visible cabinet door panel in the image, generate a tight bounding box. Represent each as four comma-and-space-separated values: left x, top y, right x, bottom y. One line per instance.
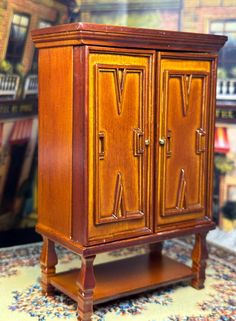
156, 53, 215, 227
88, 49, 154, 244
97, 66, 145, 223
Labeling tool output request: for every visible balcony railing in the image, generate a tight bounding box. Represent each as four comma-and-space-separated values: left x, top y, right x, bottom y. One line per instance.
23, 75, 38, 98
217, 78, 236, 100
0, 74, 20, 99
0, 74, 39, 100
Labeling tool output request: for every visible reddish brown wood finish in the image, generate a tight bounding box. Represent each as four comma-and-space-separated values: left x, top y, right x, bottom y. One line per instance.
38, 46, 73, 239
87, 47, 154, 244
31, 22, 226, 53
76, 255, 96, 321
72, 46, 89, 245
36, 220, 215, 256
149, 242, 163, 258
50, 254, 193, 305
191, 232, 208, 289
156, 52, 216, 227
32, 22, 227, 321
40, 237, 58, 295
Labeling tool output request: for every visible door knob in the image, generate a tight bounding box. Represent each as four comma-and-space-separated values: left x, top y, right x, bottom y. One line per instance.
145, 139, 150, 146
159, 138, 166, 145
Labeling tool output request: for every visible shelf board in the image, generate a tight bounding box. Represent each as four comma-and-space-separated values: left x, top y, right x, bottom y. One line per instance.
50, 254, 194, 305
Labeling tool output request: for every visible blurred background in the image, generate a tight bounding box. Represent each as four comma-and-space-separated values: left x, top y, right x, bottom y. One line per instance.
0, 0, 236, 246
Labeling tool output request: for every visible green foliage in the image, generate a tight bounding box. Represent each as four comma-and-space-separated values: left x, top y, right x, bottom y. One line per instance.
0, 59, 13, 74
214, 154, 234, 175
217, 67, 227, 79
0, 60, 26, 78
221, 201, 236, 220
15, 63, 26, 78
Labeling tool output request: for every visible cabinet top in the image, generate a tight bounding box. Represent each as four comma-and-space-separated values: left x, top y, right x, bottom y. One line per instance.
32, 22, 227, 53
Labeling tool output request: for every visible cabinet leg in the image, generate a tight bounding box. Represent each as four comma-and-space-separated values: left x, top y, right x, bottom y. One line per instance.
191, 232, 208, 289
149, 242, 163, 258
40, 237, 58, 296
77, 255, 96, 321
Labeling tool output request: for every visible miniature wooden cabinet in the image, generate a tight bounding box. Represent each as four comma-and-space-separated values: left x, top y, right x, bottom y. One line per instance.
32, 23, 226, 321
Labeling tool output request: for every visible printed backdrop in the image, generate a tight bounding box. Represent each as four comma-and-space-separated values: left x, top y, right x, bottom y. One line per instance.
1, 1, 236, 234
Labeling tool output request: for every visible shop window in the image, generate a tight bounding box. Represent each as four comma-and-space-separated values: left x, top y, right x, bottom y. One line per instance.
5, 13, 30, 64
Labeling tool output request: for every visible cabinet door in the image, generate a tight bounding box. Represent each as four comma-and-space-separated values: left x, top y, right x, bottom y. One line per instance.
88, 48, 154, 244
156, 52, 216, 228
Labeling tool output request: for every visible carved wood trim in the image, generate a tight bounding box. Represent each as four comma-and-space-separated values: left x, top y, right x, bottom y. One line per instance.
166, 129, 172, 158
98, 131, 105, 160
181, 74, 192, 117
77, 255, 96, 321
196, 128, 206, 154
32, 22, 227, 53
95, 64, 145, 111
40, 237, 58, 296
112, 172, 126, 219
96, 170, 144, 225
165, 70, 208, 118
133, 128, 144, 156
176, 169, 187, 210
159, 67, 210, 219
191, 232, 208, 289
115, 68, 127, 115
94, 62, 147, 226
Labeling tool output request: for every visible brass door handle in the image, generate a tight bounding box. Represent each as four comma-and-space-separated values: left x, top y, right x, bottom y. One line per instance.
166, 129, 172, 157
159, 138, 166, 146
196, 128, 206, 154
99, 132, 105, 159
133, 128, 144, 156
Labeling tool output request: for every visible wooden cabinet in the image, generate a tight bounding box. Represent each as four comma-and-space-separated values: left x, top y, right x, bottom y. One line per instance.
32, 23, 226, 321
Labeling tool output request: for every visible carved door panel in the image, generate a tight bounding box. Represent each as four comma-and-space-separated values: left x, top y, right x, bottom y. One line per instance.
156, 53, 215, 227
88, 48, 154, 244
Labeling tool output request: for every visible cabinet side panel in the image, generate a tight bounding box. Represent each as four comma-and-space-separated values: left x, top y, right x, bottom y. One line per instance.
38, 47, 73, 238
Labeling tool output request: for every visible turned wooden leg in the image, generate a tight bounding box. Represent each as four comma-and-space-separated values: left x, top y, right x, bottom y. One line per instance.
77, 255, 96, 321
40, 237, 58, 296
191, 232, 208, 289
149, 242, 163, 258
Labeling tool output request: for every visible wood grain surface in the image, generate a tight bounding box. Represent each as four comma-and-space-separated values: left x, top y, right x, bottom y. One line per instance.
50, 254, 193, 304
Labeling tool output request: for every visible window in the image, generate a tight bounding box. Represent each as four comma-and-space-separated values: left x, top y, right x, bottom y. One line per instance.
38, 20, 52, 29
32, 20, 52, 65
5, 13, 30, 64
210, 20, 236, 78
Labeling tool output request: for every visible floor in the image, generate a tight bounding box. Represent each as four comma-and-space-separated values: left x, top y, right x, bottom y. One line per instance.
207, 227, 236, 253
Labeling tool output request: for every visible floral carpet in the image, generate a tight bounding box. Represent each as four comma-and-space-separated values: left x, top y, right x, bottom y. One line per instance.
0, 238, 235, 321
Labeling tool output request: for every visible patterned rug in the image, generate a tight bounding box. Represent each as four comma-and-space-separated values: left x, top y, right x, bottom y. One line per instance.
0, 238, 235, 321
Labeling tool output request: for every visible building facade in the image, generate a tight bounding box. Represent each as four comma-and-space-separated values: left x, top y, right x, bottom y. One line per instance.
0, 0, 68, 232
0, 0, 67, 73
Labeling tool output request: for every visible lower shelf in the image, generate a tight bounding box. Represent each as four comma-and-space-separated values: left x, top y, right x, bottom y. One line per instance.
50, 254, 194, 305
